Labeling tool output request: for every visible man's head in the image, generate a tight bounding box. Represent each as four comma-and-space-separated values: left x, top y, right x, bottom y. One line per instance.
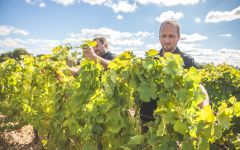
93, 37, 109, 56
159, 19, 180, 52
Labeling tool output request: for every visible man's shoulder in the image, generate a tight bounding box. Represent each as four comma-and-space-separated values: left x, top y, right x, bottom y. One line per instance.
178, 50, 196, 69
102, 51, 117, 60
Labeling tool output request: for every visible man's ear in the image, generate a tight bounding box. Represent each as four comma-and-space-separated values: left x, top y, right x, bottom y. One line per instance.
176, 34, 180, 43
103, 43, 108, 49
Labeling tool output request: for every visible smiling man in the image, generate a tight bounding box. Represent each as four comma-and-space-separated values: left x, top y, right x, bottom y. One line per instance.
140, 19, 209, 133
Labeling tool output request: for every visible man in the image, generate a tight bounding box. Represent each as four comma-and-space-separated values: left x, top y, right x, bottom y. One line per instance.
140, 19, 209, 132
70, 37, 116, 76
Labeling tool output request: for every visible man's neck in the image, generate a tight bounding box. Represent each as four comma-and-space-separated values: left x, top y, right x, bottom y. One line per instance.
163, 47, 177, 53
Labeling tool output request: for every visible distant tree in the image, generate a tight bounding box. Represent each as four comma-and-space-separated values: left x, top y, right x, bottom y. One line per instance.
0, 51, 13, 63
12, 48, 30, 60
0, 48, 31, 63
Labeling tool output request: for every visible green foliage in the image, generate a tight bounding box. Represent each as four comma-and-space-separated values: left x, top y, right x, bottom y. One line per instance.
0, 45, 239, 149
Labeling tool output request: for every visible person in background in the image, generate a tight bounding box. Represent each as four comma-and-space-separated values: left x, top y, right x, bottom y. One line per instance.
70, 37, 116, 76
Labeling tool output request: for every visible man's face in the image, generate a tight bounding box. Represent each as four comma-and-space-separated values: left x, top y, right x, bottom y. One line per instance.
159, 23, 180, 52
93, 40, 106, 56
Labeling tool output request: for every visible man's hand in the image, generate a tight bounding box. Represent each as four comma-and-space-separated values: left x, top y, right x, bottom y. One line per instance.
69, 67, 79, 77
83, 46, 98, 61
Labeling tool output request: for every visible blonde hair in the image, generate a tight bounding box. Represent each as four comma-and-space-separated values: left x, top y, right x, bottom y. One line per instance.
159, 19, 180, 37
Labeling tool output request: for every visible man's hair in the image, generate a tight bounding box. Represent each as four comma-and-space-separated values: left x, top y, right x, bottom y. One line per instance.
93, 37, 108, 47
159, 19, 180, 37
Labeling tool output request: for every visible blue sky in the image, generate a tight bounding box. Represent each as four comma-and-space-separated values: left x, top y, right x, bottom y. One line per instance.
0, 0, 240, 66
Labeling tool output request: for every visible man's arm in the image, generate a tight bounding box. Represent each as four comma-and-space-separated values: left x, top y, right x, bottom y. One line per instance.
83, 47, 111, 70
69, 67, 80, 77
198, 84, 210, 108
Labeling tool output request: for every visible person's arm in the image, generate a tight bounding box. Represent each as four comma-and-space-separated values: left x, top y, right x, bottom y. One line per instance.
83, 47, 111, 70
69, 67, 80, 77
198, 84, 210, 108
94, 55, 110, 70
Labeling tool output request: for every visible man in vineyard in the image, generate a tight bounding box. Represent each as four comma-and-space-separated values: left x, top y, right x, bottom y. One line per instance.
140, 19, 209, 133
70, 37, 116, 76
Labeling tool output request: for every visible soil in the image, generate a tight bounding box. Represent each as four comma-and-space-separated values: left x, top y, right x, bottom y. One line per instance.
0, 115, 42, 150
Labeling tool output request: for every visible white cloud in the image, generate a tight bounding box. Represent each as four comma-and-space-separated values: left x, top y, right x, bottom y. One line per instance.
0, 25, 29, 36
116, 14, 123, 20
0, 38, 25, 48
51, 0, 76, 6
194, 17, 201, 23
136, 0, 201, 6
25, 0, 47, 7
177, 42, 240, 67
39, 2, 46, 8
145, 43, 161, 50
0, 28, 154, 55
13, 29, 29, 36
218, 48, 240, 54
135, 31, 154, 37
82, 0, 108, 5
25, 0, 33, 4
156, 11, 184, 23
110, 1, 137, 13
76, 28, 153, 46
180, 33, 208, 43
219, 33, 232, 38
205, 6, 240, 23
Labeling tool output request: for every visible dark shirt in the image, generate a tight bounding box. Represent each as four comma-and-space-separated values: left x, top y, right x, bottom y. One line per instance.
101, 51, 116, 60
77, 51, 116, 65
140, 47, 197, 122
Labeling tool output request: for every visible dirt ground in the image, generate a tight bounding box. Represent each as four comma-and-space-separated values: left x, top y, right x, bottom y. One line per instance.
0, 115, 41, 150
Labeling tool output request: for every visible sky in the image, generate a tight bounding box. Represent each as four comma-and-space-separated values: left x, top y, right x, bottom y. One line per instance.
0, 0, 240, 66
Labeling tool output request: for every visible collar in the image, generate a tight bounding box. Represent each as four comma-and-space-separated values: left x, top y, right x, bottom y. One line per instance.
159, 47, 181, 56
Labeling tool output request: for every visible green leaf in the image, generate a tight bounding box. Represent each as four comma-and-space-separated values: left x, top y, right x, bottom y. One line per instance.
157, 123, 166, 136
198, 137, 209, 150
82, 144, 98, 150
199, 105, 215, 123
217, 113, 231, 129
213, 124, 222, 140
142, 59, 155, 71
128, 135, 144, 145
234, 102, 240, 117
163, 75, 173, 88
146, 49, 159, 57
138, 82, 157, 102
173, 120, 188, 134
182, 141, 194, 150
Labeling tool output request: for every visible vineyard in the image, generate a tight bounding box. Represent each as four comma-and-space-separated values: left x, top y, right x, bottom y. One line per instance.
0, 45, 240, 150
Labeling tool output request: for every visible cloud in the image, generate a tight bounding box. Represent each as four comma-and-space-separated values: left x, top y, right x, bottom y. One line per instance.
0, 27, 154, 55
25, 0, 47, 7
180, 33, 208, 43
194, 17, 201, 23
39, 2, 46, 8
219, 33, 232, 38
51, 0, 76, 6
135, 31, 154, 37
156, 11, 184, 23
177, 42, 240, 67
110, 1, 137, 13
136, 0, 201, 6
73, 28, 153, 46
116, 15, 123, 20
205, 6, 240, 23
0, 25, 29, 36
25, 0, 33, 4
82, 0, 108, 5
0, 38, 26, 48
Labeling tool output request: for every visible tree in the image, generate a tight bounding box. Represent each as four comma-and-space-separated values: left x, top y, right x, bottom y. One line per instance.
12, 48, 30, 60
